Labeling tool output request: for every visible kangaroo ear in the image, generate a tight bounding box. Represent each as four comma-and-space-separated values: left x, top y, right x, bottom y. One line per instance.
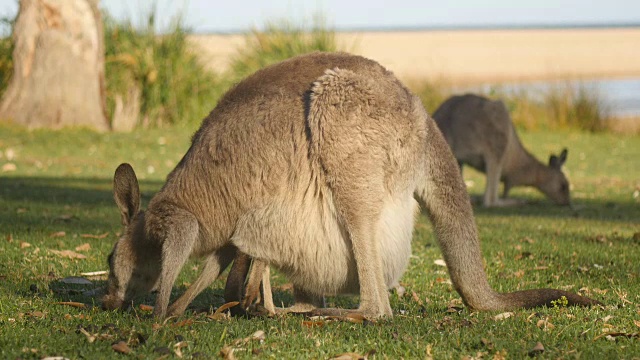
113, 163, 140, 226
559, 148, 568, 164
549, 149, 568, 169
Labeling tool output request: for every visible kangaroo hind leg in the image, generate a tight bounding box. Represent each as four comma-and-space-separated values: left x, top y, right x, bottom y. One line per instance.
307, 67, 394, 318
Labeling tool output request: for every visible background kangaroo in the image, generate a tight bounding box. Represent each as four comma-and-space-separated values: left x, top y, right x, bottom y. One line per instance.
103, 52, 599, 319
432, 94, 570, 207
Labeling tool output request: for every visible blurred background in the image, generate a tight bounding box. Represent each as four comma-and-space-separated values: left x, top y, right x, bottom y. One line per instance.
0, 0, 639, 132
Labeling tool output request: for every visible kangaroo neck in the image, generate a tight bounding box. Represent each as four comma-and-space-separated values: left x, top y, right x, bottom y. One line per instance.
502, 135, 548, 188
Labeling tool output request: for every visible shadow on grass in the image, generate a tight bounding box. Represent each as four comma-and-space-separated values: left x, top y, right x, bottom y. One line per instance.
467, 196, 640, 224
0, 176, 163, 230
3, 175, 637, 224
44, 276, 301, 318
0, 176, 163, 205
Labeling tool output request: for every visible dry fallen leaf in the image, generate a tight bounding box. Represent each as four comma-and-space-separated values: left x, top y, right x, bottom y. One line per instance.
80, 232, 109, 239
80, 270, 108, 277
49, 250, 86, 259
330, 353, 365, 360
536, 319, 555, 331
219, 345, 236, 360
74, 243, 91, 252
208, 301, 240, 320
302, 320, 325, 328
27, 311, 46, 319
112, 341, 131, 354
171, 319, 194, 328
20, 241, 31, 249
330, 351, 375, 360
250, 330, 266, 341
49, 231, 66, 238
593, 332, 640, 341
493, 312, 514, 321
425, 344, 433, 360
2, 163, 17, 172
344, 312, 367, 324
54, 301, 86, 309
78, 327, 96, 343
528, 342, 544, 356
411, 291, 424, 306
139, 304, 154, 312
634, 320, 640, 328
55, 214, 76, 221
599, 315, 614, 323
174, 341, 188, 358
434, 259, 447, 267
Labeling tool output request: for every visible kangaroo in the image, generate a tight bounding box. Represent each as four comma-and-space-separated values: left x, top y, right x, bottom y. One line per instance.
432, 94, 570, 207
102, 52, 599, 319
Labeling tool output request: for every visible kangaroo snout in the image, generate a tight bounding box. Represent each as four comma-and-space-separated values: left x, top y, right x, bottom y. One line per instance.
101, 294, 125, 310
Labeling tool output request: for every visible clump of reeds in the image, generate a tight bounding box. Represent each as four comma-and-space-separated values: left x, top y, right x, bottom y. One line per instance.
542, 84, 608, 132
411, 79, 611, 133
0, 17, 14, 98
227, 16, 339, 82
103, 11, 221, 129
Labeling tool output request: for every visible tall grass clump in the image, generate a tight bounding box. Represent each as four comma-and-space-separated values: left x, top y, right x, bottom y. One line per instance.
543, 83, 608, 132
103, 11, 221, 129
227, 16, 339, 82
500, 83, 609, 132
0, 17, 14, 97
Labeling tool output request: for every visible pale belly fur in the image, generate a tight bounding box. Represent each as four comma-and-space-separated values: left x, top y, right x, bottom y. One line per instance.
231, 190, 417, 297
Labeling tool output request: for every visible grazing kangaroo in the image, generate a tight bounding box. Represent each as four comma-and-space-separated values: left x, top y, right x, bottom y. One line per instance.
432, 94, 570, 207
102, 52, 599, 319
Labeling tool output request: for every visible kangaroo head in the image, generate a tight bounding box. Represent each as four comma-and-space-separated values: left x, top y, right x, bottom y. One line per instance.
539, 148, 570, 205
102, 163, 161, 311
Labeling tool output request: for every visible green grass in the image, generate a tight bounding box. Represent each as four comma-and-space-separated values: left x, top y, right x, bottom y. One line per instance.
1, 123, 638, 359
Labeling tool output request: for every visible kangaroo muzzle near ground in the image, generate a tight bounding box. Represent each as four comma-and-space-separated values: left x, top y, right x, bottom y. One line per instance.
433, 94, 571, 207
102, 52, 600, 319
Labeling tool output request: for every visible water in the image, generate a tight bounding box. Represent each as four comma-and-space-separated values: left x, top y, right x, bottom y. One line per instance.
466, 78, 640, 118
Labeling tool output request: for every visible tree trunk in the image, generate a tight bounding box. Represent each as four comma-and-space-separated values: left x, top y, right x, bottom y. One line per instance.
0, 0, 109, 131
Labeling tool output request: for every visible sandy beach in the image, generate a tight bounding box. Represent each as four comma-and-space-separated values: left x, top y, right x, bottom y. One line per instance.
189, 27, 640, 84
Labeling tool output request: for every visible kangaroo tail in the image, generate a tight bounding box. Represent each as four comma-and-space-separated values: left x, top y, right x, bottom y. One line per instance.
412, 97, 601, 310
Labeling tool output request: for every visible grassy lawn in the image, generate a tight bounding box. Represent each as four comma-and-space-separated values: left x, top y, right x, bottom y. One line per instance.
0, 123, 638, 359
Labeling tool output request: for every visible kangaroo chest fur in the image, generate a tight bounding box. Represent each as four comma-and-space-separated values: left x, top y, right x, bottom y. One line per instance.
231, 185, 417, 296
